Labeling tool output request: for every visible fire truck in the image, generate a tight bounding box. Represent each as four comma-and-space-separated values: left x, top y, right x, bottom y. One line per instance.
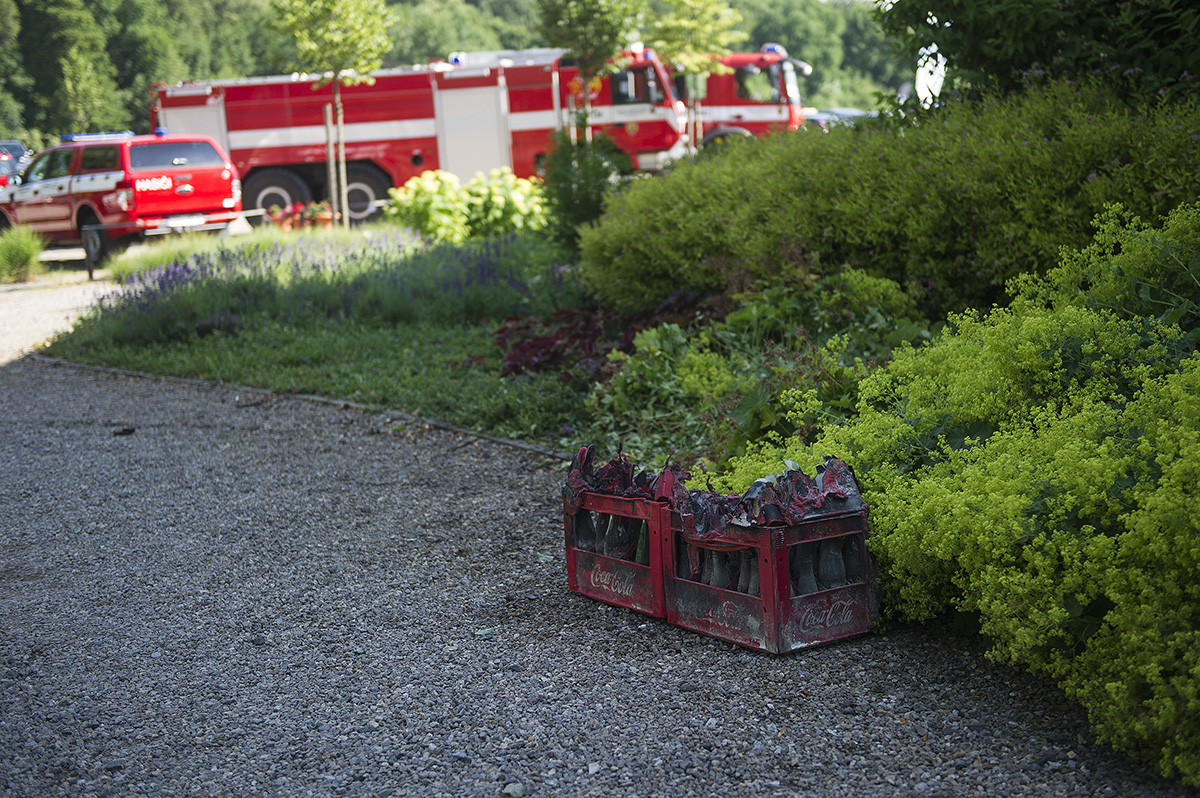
674, 44, 812, 145
151, 48, 688, 223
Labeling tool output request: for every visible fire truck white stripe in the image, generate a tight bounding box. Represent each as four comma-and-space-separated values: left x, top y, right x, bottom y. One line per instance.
227, 119, 438, 151
700, 105, 791, 124
508, 110, 559, 132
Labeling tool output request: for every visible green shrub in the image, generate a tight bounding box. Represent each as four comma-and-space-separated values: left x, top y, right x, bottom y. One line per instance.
586, 323, 757, 466
1011, 202, 1200, 337
0, 227, 44, 282
712, 203, 1200, 785
583, 270, 932, 469
540, 130, 635, 251
579, 77, 1200, 317
383, 168, 546, 244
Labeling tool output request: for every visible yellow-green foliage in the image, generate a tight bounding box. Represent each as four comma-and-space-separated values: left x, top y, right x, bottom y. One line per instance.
462, 167, 547, 239
384, 170, 470, 243
384, 168, 546, 244
713, 205, 1200, 784
1011, 202, 1200, 334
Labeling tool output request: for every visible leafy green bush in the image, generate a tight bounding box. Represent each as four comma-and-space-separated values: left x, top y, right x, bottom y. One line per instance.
0, 226, 44, 282
586, 323, 755, 466
384, 170, 470, 243
1011, 202, 1200, 338
383, 168, 546, 243
583, 269, 932, 469
464, 167, 547, 239
713, 203, 1200, 785
579, 76, 1200, 317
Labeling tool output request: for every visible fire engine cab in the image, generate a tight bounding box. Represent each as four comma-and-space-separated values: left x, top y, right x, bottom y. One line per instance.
675, 44, 812, 145
151, 48, 689, 224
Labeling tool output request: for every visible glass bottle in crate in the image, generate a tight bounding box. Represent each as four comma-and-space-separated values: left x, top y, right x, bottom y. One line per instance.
843, 535, 863, 583
817, 538, 847, 590
575, 510, 597, 552
701, 547, 714, 584
707, 550, 732, 590
634, 520, 650, 565
792, 542, 819, 595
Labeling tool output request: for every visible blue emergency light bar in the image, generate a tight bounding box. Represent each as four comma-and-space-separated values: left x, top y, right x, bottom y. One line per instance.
60, 131, 135, 142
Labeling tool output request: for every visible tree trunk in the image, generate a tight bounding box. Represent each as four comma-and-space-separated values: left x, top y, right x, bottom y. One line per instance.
334, 81, 350, 230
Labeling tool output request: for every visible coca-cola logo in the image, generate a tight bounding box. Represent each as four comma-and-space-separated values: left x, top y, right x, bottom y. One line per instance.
799, 598, 857, 633
589, 567, 636, 597
705, 600, 742, 630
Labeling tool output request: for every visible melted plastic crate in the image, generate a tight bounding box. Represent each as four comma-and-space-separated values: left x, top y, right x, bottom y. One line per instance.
564, 492, 671, 618
663, 510, 878, 653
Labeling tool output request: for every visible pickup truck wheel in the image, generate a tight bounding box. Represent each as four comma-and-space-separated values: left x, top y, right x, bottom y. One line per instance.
243, 169, 312, 225
343, 165, 391, 224
81, 221, 111, 281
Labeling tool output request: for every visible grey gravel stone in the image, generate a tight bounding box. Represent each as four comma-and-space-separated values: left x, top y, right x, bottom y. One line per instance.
1, 307, 1199, 796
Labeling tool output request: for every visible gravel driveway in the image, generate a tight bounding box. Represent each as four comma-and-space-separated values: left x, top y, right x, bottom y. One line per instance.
0, 269, 116, 365
0, 283, 1196, 797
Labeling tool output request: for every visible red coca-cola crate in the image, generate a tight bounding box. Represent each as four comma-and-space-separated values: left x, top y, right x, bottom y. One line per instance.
663, 510, 878, 653
564, 492, 672, 617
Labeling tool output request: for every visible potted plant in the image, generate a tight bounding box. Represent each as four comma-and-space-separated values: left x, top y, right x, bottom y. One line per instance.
267, 204, 290, 231
305, 200, 335, 229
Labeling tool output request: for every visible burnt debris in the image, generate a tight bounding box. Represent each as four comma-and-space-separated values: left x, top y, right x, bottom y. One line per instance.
563, 445, 866, 538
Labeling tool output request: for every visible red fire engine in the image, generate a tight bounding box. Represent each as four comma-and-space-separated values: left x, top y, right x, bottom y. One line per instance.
674, 44, 811, 145
151, 48, 688, 223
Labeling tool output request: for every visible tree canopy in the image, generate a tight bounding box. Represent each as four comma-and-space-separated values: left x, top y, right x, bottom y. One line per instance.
879, 0, 1200, 97
269, 0, 396, 84
648, 0, 746, 77
537, 0, 644, 85
1, 0, 915, 143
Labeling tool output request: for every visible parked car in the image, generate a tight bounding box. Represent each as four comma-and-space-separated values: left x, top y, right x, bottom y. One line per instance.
0, 140, 31, 167
0, 153, 18, 188
0, 131, 242, 277
805, 107, 874, 131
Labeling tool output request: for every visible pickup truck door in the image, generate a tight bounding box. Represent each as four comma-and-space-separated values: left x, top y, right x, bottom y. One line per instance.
10, 148, 75, 235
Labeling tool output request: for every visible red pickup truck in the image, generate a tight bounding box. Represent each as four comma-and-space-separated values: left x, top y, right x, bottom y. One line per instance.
0, 131, 242, 277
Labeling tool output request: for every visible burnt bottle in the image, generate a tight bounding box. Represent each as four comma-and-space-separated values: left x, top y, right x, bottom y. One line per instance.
701, 547, 714, 585
746, 553, 760, 597
707, 550, 732, 590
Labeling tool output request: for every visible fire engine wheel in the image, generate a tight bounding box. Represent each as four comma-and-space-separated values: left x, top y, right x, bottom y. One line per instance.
343, 165, 391, 224
701, 127, 753, 148
243, 169, 313, 225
